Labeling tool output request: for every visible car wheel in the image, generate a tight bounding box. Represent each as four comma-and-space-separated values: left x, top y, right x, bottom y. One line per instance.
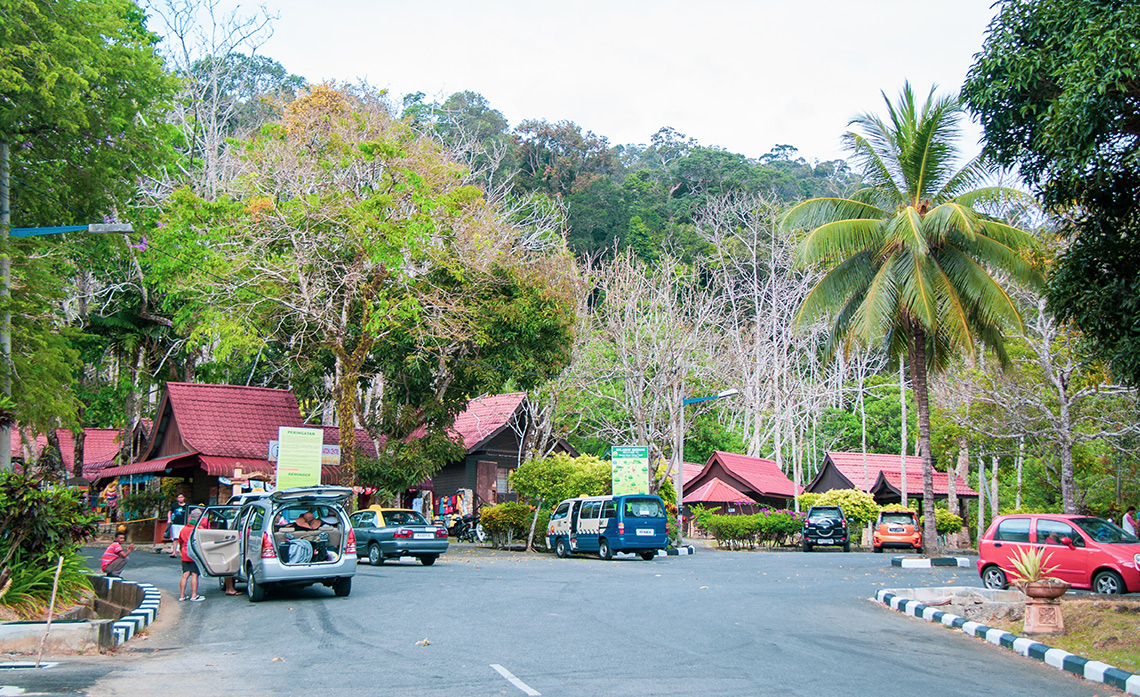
333, 577, 351, 597
982, 565, 1008, 590
1093, 569, 1125, 595
368, 543, 383, 565
598, 538, 613, 561
218, 577, 227, 590
247, 566, 266, 602
640, 552, 656, 561
802, 540, 812, 553
873, 545, 882, 554
843, 540, 851, 553
419, 554, 438, 566
555, 537, 569, 559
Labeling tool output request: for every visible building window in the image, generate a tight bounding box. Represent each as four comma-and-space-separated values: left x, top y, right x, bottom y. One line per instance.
496, 467, 513, 495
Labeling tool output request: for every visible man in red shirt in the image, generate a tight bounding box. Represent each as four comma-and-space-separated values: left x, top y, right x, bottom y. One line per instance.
100, 532, 135, 577
178, 508, 204, 601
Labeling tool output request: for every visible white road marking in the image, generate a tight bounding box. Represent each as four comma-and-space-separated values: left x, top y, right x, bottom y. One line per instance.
490, 664, 540, 696
0, 687, 26, 696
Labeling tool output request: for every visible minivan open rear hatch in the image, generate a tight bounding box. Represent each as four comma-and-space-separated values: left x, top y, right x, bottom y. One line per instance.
268, 485, 353, 506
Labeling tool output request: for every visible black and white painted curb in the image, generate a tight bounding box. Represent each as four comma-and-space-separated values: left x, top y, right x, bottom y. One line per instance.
656, 545, 695, 557
875, 589, 1140, 695
890, 556, 973, 568
108, 579, 161, 646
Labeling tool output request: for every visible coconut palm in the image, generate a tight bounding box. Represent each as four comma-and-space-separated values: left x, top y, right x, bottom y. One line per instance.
783, 83, 1041, 556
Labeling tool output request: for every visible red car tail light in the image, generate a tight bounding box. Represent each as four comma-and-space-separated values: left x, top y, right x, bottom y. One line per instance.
346, 527, 357, 555
435, 528, 448, 539
260, 531, 277, 559
393, 528, 413, 539
618, 522, 625, 535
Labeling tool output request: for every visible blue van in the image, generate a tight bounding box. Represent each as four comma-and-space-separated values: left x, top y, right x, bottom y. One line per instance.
546, 494, 669, 560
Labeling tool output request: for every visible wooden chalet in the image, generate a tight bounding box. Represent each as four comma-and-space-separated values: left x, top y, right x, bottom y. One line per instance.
683, 451, 802, 510
93, 383, 374, 504
806, 451, 979, 512
430, 392, 578, 509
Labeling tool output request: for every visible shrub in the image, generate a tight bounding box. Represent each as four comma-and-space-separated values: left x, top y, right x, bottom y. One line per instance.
696, 508, 806, 549
509, 453, 610, 507
796, 492, 822, 510
812, 489, 880, 526
0, 472, 99, 617
479, 502, 534, 548
119, 489, 168, 520
921, 507, 964, 536
880, 503, 917, 513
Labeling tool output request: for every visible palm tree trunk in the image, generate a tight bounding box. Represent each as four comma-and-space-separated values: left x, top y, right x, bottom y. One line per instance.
910, 325, 940, 557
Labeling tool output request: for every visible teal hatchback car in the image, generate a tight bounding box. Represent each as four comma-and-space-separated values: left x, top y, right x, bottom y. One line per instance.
547, 494, 669, 560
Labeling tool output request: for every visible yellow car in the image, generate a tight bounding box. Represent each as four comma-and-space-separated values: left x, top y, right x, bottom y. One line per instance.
349, 507, 448, 565
872, 510, 922, 553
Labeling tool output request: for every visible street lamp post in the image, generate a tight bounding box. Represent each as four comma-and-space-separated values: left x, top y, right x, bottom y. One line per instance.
0, 141, 131, 472
673, 388, 740, 537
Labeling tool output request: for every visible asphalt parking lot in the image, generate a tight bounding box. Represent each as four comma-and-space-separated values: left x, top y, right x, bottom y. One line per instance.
0, 544, 1115, 696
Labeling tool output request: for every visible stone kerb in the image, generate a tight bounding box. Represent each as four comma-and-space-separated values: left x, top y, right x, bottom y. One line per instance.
0, 576, 162, 653
875, 587, 1140, 695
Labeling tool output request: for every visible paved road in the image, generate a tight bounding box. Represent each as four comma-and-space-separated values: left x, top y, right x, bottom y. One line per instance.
0, 544, 1114, 696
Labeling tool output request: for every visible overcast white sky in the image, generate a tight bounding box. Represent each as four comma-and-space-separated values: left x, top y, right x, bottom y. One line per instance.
211, 0, 1000, 164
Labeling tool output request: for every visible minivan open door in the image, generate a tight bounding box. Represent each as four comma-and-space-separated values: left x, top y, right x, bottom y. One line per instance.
188, 505, 242, 577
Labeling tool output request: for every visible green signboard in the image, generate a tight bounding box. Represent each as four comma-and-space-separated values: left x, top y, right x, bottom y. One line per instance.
276, 426, 324, 489
611, 445, 650, 495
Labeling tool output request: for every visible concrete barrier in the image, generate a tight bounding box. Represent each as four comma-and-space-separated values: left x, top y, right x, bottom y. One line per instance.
0, 575, 161, 654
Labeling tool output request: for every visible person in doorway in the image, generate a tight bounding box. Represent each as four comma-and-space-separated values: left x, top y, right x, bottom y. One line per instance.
1123, 506, 1137, 536
168, 492, 188, 558
178, 508, 204, 601
101, 532, 135, 577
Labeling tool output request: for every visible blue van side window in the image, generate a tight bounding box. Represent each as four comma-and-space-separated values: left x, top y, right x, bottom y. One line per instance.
623, 498, 665, 518
601, 501, 616, 518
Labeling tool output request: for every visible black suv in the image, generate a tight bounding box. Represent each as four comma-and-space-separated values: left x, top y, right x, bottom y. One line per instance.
802, 506, 850, 552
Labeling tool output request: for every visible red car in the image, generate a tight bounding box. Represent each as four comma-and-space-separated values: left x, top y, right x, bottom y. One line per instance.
978, 513, 1140, 594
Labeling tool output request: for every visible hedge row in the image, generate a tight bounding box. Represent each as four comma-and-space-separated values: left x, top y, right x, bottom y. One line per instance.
691, 507, 805, 549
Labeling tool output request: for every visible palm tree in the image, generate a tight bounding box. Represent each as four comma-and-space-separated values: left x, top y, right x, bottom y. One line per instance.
783, 83, 1041, 556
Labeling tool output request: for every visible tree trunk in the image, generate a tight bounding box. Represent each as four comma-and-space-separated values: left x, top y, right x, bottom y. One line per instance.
910, 326, 939, 557
990, 454, 1000, 520
899, 361, 908, 507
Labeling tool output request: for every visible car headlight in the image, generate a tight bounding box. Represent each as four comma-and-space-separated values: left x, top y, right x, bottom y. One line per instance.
1134, 553, 1140, 567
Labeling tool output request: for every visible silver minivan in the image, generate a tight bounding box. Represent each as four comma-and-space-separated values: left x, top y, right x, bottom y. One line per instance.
189, 486, 357, 601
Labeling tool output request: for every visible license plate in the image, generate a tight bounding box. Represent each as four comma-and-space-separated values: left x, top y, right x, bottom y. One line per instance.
413, 533, 433, 540
889, 527, 904, 533
636, 528, 654, 536
817, 539, 835, 544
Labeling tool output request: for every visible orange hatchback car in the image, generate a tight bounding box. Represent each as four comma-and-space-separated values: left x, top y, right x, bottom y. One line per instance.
978, 513, 1140, 594
872, 510, 922, 553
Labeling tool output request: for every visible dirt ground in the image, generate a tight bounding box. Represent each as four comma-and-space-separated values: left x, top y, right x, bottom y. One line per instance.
989, 597, 1140, 671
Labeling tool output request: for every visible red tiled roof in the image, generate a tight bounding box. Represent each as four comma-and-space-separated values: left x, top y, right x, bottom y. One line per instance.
321, 426, 378, 459
875, 469, 979, 497
825, 451, 976, 496
683, 462, 703, 486
165, 382, 305, 459
97, 451, 199, 478
710, 451, 803, 497
57, 429, 124, 469
451, 392, 526, 450
684, 477, 756, 504
10, 429, 46, 460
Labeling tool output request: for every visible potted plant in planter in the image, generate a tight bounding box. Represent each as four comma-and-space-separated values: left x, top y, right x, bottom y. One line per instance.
1009, 546, 1071, 598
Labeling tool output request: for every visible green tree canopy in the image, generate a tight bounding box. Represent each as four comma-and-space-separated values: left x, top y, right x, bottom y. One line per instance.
962, 0, 1140, 385
784, 83, 1042, 550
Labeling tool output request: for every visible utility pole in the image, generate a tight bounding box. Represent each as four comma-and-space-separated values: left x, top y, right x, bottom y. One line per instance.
1, 142, 11, 472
